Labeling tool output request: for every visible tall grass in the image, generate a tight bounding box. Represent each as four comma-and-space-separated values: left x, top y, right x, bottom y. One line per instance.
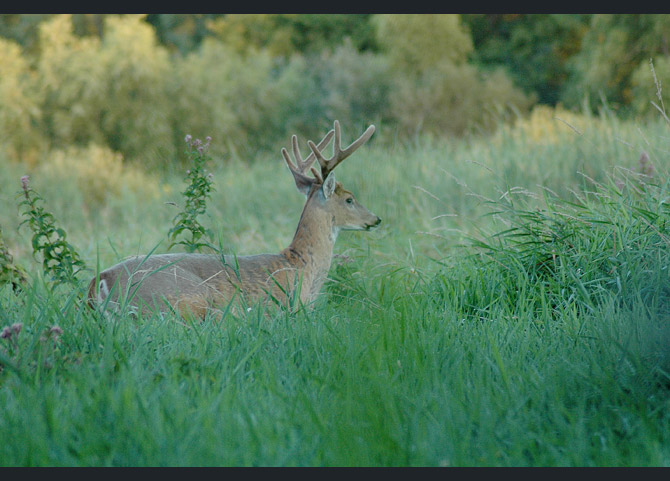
1, 110, 669, 466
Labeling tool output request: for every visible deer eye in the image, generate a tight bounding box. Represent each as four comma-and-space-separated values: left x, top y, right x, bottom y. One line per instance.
346, 197, 354, 204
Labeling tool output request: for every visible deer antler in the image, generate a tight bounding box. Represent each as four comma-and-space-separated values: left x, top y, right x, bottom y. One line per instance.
307, 120, 375, 181
282, 128, 335, 190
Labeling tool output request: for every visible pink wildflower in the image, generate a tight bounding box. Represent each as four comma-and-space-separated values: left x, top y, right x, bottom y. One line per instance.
20, 175, 29, 192
185, 134, 192, 144
49, 325, 63, 337
0, 326, 11, 339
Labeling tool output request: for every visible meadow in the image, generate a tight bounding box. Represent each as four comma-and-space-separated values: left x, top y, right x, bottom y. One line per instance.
1, 108, 669, 466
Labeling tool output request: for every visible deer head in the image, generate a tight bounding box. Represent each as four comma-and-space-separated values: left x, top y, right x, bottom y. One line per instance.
281, 120, 381, 232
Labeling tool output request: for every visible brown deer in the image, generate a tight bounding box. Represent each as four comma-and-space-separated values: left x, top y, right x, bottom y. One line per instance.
87, 120, 381, 319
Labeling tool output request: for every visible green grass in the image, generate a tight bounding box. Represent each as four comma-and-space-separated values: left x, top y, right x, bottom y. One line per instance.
1, 114, 670, 466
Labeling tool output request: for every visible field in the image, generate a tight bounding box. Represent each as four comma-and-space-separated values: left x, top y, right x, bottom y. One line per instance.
1, 111, 670, 466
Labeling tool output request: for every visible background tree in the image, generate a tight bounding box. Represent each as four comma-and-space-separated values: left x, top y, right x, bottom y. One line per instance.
462, 14, 590, 105
374, 14, 531, 137
561, 14, 670, 113
205, 14, 375, 57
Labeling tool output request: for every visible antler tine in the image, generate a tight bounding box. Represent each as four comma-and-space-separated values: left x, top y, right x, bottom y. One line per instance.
282, 128, 334, 187
308, 120, 375, 180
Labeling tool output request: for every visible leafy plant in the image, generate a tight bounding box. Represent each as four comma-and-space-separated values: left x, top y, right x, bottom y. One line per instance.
18, 175, 86, 287
0, 225, 26, 290
167, 135, 216, 252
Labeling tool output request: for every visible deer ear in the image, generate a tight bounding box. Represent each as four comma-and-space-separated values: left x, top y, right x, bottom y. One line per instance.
322, 172, 336, 199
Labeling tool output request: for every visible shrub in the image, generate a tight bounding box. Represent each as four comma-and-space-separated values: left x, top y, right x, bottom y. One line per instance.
172, 39, 312, 160
495, 104, 595, 145
98, 14, 174, 164
18, 175, 87, 287
389, 61, 532, 138
37, 143, 161, 210
373, 14, 473, 72
36, 14, 174, 165
36, 14, 108, 150
0, 38, 44, 166
312, 39, 392, 132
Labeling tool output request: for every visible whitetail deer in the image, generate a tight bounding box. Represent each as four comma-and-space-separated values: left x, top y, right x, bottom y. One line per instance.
87, 120, 381, 318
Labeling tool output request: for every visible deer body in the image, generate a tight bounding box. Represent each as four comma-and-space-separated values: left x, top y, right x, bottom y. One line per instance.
88, 121, 381, 318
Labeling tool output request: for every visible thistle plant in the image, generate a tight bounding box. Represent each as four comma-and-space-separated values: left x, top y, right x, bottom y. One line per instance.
168, 135, 216, 253
18, 175, 86, 287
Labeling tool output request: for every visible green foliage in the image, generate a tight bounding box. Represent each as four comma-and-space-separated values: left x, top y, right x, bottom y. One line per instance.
457, 172, 670, 322
389, 61, 532, 137
1, 108, 670, 465
373, 14, 533, 138
36, 14, 107, 150
0, 14, 51, 53
4, 12, 670, 153
146, 14, 220, 54
373, 14, 472, 72
306, 40, 393, 134
37, 143, 162, 210
168, 136, 216, 253
97, 15, 173, 162
18, 176, 86, 288
631, 57, 670, 118
562, 14, 670, 113
0, 226, 26, 289
463, 14, 590, 105
206, 14, 375, 57
0, 37, 44, 167
36, 14, 174, 164
172, 40, 303, 159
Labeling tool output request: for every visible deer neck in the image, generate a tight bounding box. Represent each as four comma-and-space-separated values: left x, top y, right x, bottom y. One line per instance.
282, 190, 338, 300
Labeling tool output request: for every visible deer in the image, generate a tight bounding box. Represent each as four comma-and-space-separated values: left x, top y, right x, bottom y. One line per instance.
87, 120, 381, 319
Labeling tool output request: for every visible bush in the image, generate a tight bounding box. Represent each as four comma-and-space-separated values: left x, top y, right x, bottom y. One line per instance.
0, 38, 44, 166
495, 104, 594, 145
37, 15, 108, 150
98, 15, 174, 164
372, 14, 532, 138
389, 61, 532, 138
36, 14, 174, 165
172, 40, 302, 160
312, 39, 392, 132
373, 14, 472, 72
37, 143, 161, 210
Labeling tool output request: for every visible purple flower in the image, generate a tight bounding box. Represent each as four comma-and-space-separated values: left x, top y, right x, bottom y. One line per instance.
185, 134, 192, 144
11, 323, 22, 335
49, 325, 63, 337
20, 175, 29, 192
0, 326, 11, 339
